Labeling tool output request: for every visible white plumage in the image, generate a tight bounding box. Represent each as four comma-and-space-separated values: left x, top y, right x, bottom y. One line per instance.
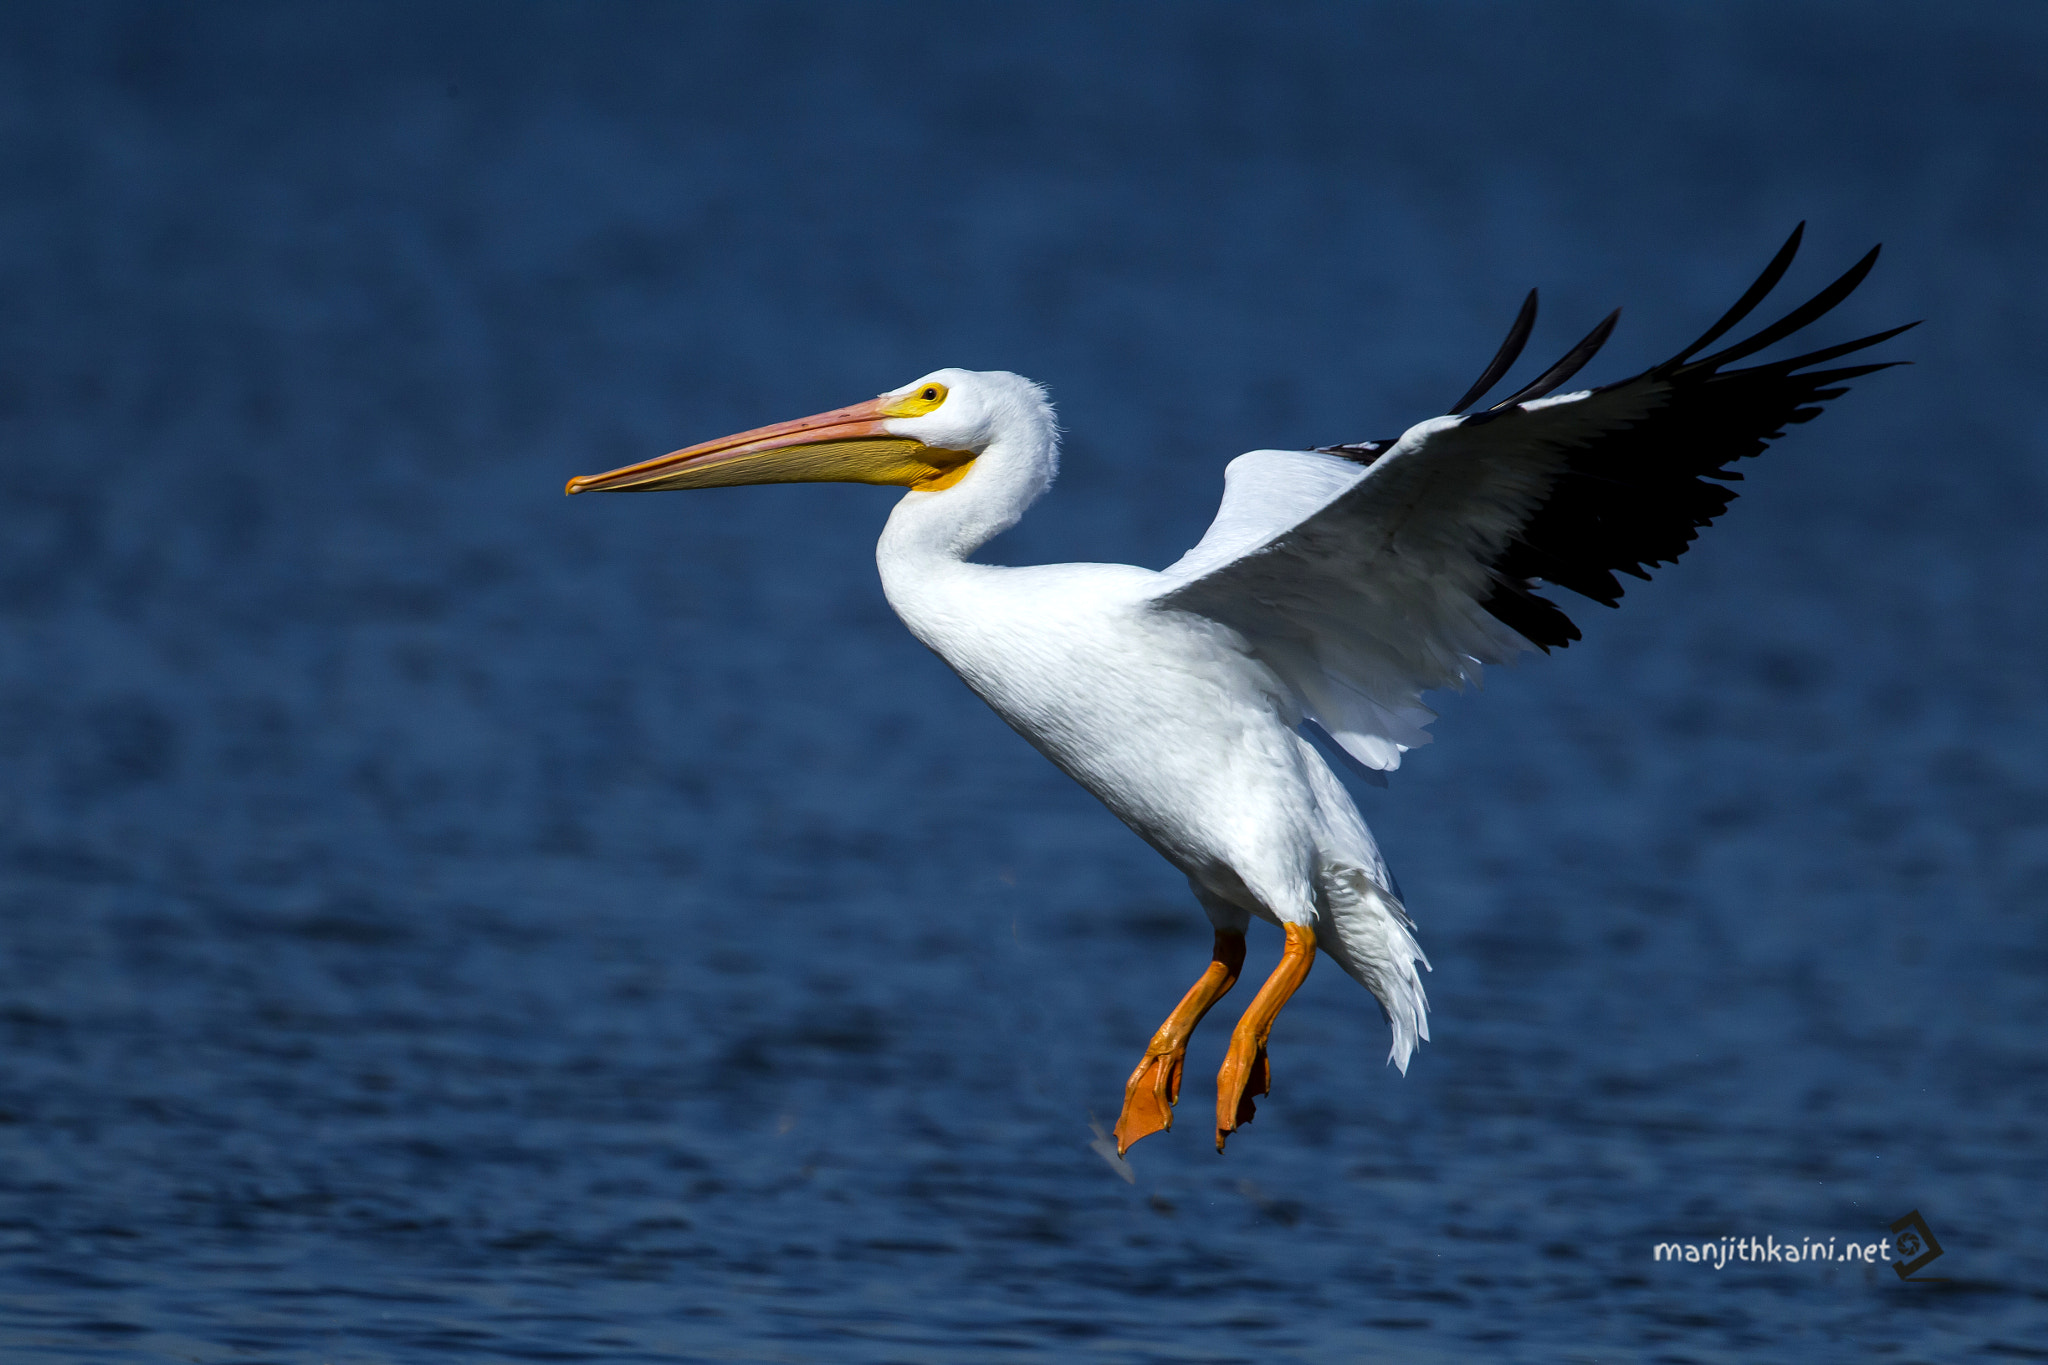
567, 226, 1909, 1154
871, 374, 1431, 1073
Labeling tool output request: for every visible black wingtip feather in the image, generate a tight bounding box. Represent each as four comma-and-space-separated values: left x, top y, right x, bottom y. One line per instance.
1467, 234, 1908, 651
1667, 222, 1806, 365
1311, 232, 1907, 657
1487, 309, 1620, 411
1785, 360, 1910, 386
1449, 288, 1539, 414
1747, 320, 1919, 373
1686, 243, 1883, 372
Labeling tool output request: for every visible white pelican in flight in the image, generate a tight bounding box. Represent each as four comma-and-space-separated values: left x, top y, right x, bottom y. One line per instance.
568, 227, 1908, 1155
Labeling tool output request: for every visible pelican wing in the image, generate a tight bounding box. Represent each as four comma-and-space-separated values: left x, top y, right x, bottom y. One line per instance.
1152, 228, 1911, 772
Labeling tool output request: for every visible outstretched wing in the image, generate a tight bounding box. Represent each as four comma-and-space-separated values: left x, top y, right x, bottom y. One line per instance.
1151, 226, 1913, 773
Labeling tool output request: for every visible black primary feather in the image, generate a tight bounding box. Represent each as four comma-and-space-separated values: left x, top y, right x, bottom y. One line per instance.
1679, 244, 1886, 373
1482, 308, 1621, 413
1471, 236, 1912, 650
1315, 232, 1912, 651
1449, 288, 1539, 414
1666, 222, 1806, 365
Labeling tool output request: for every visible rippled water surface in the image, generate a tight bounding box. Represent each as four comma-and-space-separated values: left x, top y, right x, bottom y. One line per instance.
2, 4, 2045, 1361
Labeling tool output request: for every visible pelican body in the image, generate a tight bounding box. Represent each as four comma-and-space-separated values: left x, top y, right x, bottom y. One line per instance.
568, 228, 1908, 1154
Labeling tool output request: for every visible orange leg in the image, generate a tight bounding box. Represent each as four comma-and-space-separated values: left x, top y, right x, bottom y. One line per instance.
1215, 921, 1316, 1152
1113, 930, 1246, 1156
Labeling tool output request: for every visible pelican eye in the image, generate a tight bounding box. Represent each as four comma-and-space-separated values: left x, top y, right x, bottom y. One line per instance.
881, 381, 950, 418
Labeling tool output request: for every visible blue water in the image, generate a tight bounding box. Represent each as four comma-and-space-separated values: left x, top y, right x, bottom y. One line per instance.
1, 4, 2044, 1360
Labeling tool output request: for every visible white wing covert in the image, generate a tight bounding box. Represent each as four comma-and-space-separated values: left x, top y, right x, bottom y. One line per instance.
1150, 225, 1913, 774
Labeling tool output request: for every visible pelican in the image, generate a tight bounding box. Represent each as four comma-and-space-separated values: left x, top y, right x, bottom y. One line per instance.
567, 227, 1908, 1155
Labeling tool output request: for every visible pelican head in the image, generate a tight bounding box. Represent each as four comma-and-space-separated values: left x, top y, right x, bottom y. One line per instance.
565, 368, 1055, 499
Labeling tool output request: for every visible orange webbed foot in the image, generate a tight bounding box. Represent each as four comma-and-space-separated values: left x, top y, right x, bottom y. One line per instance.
1113, 1046, 1185, 1155
1111, 930, 1245, 1156
1214, 921, 1315, 1153
1215, 1040, 1270, 1150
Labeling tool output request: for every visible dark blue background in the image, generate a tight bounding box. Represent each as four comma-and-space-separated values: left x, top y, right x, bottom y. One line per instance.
1, 4, 2043, 1360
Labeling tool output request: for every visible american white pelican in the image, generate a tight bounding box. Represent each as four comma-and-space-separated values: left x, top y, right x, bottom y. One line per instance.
567, 227, 1908, 1155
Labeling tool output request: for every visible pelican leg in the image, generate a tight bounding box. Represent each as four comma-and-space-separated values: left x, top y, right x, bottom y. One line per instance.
1113, 930, 1246, 1156
1215, 922, 1316, 1152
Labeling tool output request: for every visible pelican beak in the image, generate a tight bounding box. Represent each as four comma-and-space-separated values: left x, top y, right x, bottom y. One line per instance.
565, 395, 974, 495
